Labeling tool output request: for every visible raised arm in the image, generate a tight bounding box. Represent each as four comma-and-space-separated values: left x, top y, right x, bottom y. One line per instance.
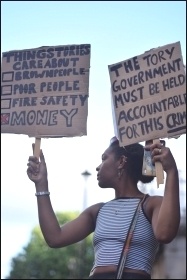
145, 142, 180, 243
27, 148, 98, 248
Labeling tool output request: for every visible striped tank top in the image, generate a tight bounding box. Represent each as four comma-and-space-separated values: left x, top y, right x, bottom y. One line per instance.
91, 197, 159, 275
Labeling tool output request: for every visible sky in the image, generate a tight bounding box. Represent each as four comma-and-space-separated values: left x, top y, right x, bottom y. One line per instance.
1, 1, 186, 278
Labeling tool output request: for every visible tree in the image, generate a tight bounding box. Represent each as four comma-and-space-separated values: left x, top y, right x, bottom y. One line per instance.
6, 212, 94, 279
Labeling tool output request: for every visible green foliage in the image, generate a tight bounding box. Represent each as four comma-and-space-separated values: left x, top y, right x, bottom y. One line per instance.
6, 212, 94, 279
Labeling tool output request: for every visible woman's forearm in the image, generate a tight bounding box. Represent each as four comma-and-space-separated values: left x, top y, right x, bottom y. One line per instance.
156, 167, 180, 242
35, 182, 62, 248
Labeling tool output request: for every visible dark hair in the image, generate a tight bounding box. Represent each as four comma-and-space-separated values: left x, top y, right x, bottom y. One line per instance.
110, 138, 154, 184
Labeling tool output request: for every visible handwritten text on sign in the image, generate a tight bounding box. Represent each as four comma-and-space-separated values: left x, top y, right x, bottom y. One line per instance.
108, 42, 186, 146
1, 44, 91, 137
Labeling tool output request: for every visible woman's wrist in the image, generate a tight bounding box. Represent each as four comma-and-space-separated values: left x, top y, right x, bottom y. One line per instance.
165, 165, 178, 176
35, 180, 49, 191
35, 191, 50, 197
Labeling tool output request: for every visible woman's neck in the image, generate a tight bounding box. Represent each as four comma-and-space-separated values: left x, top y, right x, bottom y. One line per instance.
114, 176, 143, 198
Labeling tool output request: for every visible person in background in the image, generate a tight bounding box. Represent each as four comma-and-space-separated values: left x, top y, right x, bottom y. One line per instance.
27, 136, 180, 279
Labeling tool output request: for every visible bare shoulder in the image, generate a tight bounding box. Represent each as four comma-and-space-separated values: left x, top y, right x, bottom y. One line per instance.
84, 202, 105, 227
143, 195, 163, 219
86, 202, 105, 217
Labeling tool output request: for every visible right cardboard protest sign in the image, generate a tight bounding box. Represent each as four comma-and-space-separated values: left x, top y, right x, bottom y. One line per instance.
108, 41, 186, 146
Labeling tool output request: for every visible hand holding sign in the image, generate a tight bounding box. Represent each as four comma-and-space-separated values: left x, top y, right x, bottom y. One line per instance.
27, 144, 48, 190
144, 138, 178, 188
144, 139, 165, 187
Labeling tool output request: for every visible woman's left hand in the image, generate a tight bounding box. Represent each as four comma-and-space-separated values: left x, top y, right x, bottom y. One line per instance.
145, 141, 177, 173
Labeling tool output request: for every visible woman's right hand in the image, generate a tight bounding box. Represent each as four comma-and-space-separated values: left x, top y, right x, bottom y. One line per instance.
27, 145, 48, 189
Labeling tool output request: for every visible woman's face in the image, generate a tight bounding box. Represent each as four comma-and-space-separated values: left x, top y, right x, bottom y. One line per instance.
96, 146, 118, 189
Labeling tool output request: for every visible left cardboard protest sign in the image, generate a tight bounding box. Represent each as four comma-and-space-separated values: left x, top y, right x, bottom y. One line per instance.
1, 44, 91, 138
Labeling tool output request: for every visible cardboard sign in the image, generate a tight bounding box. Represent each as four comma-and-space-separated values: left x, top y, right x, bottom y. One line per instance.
108, 42, 186, 146
1, 44, 91, 137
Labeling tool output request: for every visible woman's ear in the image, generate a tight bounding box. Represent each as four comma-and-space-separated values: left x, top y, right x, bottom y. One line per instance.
118, 155, 127, 168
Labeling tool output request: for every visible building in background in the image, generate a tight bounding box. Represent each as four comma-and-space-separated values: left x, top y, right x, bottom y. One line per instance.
152, 214, 186, 279
139, 174, 186, 279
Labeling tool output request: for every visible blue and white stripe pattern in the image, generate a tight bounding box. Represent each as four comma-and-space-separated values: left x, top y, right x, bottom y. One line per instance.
92, 197, 159, 275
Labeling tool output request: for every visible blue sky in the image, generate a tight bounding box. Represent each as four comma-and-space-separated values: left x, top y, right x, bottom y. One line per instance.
1, 1, 186, 278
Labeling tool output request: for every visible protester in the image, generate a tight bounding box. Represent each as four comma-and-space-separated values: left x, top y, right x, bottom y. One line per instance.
27, 136, 180, 279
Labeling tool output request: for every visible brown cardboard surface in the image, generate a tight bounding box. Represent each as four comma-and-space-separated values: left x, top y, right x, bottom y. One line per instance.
108, 42, 186, 146
1, 44, 91, 137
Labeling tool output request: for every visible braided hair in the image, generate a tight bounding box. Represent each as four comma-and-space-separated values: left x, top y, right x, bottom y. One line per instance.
110, 137, 154, 184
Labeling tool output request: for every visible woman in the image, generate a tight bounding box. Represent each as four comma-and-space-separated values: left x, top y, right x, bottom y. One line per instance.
27, 136, 180, 279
